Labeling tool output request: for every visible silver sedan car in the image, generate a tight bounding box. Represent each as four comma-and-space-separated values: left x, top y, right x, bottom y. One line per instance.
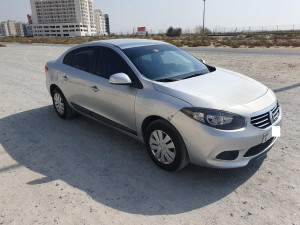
45, 39, 281, 171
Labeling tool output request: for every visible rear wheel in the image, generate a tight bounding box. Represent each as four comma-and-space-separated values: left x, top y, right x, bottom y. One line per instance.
52, 88, 75, 119
145, 119, 189, 171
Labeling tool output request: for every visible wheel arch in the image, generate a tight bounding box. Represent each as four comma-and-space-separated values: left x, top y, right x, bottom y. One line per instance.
141, 115, 166, 139
50, 84, 60, 97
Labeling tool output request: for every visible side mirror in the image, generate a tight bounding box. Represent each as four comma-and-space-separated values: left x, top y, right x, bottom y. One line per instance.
200, 59, 206, 64
109, 73, 132, 85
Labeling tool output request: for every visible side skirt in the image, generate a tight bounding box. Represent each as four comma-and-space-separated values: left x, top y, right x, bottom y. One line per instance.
71, 102, 137, 136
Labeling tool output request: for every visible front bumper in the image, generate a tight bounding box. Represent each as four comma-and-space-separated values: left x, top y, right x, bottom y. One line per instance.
171, 102, 282, 169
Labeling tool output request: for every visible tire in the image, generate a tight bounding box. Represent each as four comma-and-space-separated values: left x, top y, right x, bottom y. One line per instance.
52, 87, 75, 119
145, 119, 189, 171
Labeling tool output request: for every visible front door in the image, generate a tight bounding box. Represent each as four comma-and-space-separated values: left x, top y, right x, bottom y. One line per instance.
89, 46, 138, 134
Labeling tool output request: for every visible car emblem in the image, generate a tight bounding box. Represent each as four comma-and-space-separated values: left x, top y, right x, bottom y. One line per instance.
269, 111, 274, 124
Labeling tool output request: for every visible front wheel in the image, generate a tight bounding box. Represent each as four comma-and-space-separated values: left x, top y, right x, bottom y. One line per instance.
145, 119, 189, 171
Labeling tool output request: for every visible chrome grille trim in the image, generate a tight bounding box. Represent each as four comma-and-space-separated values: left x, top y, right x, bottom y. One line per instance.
272, 107, 279, 115
251, 102, 280, 129
258, 122, 271, 128
253, 118, 269, 125
274, 112, 279, 120
251, 113, 268, 121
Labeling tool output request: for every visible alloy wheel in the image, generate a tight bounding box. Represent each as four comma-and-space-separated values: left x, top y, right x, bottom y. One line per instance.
53, 92, 65, 115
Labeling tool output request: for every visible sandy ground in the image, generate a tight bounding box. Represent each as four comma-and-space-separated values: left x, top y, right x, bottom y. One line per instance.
0, 43, 299, 225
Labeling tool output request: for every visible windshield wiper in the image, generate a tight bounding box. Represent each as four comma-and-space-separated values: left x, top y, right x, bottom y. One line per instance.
156, 78, 179, 82
156, 72, 207, 82
182, 73, 207, 80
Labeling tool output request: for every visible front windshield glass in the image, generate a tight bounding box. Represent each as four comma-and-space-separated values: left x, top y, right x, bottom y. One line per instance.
123, 44, 210, 81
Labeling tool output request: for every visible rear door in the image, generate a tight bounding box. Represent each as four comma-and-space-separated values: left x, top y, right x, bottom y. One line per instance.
59, 47, 98, 111
88, 46, 138, 133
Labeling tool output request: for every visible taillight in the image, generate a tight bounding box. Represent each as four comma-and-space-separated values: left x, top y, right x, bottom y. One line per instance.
45, 65, 48, 72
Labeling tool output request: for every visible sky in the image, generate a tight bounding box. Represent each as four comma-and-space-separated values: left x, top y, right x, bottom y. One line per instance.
0, 0, 300, 33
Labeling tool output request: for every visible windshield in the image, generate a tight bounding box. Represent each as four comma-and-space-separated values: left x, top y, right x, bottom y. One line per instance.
123, 44, 210, 81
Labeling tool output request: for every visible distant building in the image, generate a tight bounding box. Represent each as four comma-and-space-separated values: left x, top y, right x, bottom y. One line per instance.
8, 20, 17, 36
25, 14, 33, 37
0, 23, 8, 36
0, 20, 25, 37
23, 24, 33, 37
15, 22, 25, 36
94, 9, 107, 36
105, 14, 110, 35
29, 0, 97, 37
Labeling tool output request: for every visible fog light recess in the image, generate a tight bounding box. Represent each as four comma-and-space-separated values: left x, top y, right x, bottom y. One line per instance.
216, 151, 239, 160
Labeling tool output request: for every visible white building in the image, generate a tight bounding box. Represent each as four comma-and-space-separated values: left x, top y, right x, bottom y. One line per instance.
15, 22, 25, 36
30, 0, 97, 37
0, 22, 9, 36
94, 9, 107, 36
0, 20, 24, 37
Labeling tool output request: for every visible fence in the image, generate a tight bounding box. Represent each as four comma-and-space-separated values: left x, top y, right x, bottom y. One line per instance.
211, 24, 300, 34
115, 24, 300, 35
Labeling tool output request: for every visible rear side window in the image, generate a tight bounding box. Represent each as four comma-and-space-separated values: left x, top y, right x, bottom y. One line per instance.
63, 47, 97, 74
96, 47, 134, 80
63, 52, 73, 66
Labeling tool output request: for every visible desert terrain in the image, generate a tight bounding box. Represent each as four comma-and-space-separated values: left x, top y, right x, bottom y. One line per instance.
0, 43, 299, 225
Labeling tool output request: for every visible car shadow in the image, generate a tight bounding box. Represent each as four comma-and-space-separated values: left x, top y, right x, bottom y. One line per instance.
273, 83, 300, 93
0, 106, 266, 215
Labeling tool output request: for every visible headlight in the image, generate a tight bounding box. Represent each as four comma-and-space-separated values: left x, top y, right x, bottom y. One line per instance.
181, 107, 245, 130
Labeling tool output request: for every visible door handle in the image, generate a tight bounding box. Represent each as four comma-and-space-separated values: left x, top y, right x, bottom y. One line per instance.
61, 75, 68, 81
91, 86, 100, 92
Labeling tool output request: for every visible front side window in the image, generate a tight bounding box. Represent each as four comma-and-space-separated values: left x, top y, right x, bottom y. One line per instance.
63, 47, 97, 73
123, 44, 210, 81
96, 47, 134, 80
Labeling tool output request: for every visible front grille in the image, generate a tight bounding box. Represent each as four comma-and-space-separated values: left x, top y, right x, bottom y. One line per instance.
244, 137, 275, 157
251, 103, 280, 129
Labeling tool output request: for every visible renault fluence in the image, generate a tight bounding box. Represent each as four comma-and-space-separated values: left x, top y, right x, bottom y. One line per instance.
45, 39, 281, 171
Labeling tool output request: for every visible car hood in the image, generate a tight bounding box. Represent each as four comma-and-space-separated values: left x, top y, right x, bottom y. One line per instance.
152, 67, 268, 109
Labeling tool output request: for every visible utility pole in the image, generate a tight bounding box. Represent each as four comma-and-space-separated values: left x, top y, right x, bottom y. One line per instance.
293, 24, 295, 34
202, 0, 206, 40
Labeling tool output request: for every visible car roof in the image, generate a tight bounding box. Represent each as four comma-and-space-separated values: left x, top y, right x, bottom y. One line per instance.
87, 39, 167, 49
